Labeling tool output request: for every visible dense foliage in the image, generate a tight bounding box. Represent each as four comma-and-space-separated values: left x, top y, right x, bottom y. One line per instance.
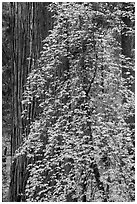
11, 2, 135, 202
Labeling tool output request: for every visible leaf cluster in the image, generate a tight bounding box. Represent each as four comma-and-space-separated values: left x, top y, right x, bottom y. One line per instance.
18, 2, 135, 202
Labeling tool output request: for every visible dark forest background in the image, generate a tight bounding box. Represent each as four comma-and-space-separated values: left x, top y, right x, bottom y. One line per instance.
2, 2, 135, 202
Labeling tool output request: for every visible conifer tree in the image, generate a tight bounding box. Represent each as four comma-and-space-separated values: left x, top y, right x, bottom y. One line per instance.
17, 2, 135, 202
7, 2, 135, 202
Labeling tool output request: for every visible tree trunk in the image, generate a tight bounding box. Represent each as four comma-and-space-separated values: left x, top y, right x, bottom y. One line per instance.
10, 2, 52, 155
9, 3, 52, 201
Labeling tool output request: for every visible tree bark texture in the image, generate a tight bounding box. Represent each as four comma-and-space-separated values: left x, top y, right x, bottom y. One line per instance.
10, 2, 52, 155
9, 2, 52, 201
